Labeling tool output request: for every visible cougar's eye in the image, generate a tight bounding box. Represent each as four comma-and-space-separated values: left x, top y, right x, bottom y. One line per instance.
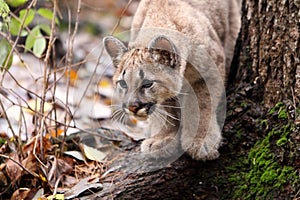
141, 79, 154, 88
117, 80, 127, 89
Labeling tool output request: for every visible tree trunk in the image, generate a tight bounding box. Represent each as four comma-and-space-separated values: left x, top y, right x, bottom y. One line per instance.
235, 0, 300, 108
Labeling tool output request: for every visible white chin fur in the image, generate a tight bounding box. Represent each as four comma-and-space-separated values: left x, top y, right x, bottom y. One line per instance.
124, 108, 149, 121
135, 115, 149, 121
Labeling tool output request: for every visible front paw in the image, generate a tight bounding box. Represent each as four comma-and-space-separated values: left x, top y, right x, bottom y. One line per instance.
183, 139, 221, 161
141, 136, 180, 158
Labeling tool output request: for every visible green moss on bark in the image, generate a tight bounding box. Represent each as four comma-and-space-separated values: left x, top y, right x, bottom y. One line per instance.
222, 103, 299, 199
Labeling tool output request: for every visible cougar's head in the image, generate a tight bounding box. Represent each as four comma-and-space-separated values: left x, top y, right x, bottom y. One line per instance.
103, 35, 183, 121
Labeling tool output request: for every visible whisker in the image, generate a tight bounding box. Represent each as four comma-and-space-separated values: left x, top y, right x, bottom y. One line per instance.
159, 104, 184, 109
152, 112, 169, 128
168, 88, 189, 96
154, 110, 176, 127
111, 109, 123, 123
111, 114, 120, 123
125, 115, 129, 125
156, 107, 180, 121
111, 108, 122, 116
109, 104, 122, 108
121, 113, 128, 125
111, 111, 118, 121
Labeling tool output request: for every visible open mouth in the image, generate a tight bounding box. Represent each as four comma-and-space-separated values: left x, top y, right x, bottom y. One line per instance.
123, 103, 155, 121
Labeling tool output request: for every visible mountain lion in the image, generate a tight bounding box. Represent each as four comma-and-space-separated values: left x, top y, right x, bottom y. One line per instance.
103, 0, 241, 160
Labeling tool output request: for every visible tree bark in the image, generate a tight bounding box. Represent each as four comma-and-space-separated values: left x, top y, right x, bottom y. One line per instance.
93, 156, 220, 200
235, 0, 300, 108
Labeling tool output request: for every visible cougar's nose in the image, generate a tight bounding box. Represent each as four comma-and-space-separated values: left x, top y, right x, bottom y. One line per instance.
128, 101, 141, 113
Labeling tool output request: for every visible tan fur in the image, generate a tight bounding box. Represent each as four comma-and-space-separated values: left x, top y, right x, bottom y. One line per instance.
103, 0, 241, 160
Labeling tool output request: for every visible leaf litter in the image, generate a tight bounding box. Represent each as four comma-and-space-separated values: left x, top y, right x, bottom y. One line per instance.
0, 0, 146, 199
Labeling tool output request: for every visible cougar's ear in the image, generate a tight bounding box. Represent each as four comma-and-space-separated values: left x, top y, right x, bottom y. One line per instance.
148, 35, 178, 54
148, 35, 180, 68
103, 36, 127, 67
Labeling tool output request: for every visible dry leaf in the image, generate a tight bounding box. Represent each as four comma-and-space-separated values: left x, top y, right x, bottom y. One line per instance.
64, 151, 85, 161
21, 153, 38, 176
0, 163, 7, 186
6, 153, 23, 185
32, 188, 44, 200
82, 144, 106, 162
65, 69, 78, 86
0, 171, 8, 185
61, 175, 78, 188
64, 177, 102, 199
25, 99, 52, 114
47, 194, 65, 200
98, 79, 114, 98
0, 139, 8, 154
23, 135, 52, 155
47, 156, 74, 187
10, 188, 38, 200
104, 98, 112, 105
0, 163, 5, 170
98, 79, 111, 88
46, 129, 64, 139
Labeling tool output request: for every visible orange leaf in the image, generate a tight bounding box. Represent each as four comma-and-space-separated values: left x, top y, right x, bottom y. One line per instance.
46, 129, 64, 139
99, 79, 111, 88
65, 69, 78, 85
104, 98, 112, 105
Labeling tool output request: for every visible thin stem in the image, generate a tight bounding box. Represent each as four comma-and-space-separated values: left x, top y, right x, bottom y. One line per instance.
1, 0, 37, 85
0, 98, 17, 144
0, 154, 40, 178
61, 0, 81, 153
110, 0, 133, 35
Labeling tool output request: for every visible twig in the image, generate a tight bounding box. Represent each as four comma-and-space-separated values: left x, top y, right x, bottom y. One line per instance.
50, 0, 59, 138
0, 86, 72, 124
3, 69, 44, 101
37, 0, 59, 162
0, 0, 37, 85
44, 0, 57, 64
110, 0, 133, 35
61, 0, 82, 153
0, 98, 17, 143
0, 32, 38, 81
52, 175, 63, 199
33, 133, 48, 169
38, 3, 56, 159
19, 101, 29, 143
294, 188, 300, 200
71, 0, 135, 120
0, 154, 40, 178
0, 1, 37, 148
0, 91, 77, 131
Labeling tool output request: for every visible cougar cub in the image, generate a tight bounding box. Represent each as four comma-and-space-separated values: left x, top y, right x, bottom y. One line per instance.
103, 0, 241, 160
